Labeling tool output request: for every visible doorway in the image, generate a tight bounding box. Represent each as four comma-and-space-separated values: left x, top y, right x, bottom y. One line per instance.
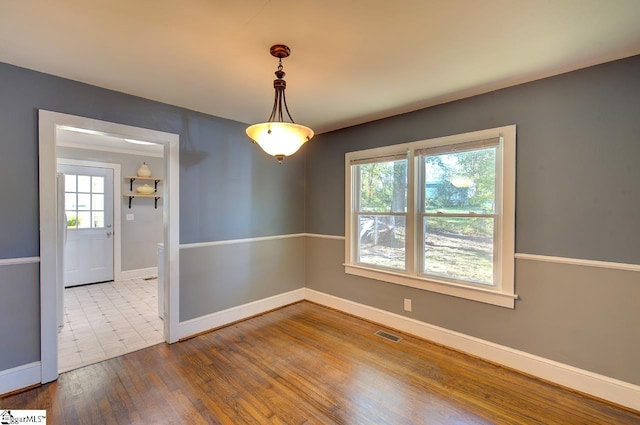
39, 110, 180, 384
56, 158, 165, 372
58, 164, 115, 287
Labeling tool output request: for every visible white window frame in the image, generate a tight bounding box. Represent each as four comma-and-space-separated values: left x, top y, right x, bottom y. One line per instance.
344, 125, 517, 308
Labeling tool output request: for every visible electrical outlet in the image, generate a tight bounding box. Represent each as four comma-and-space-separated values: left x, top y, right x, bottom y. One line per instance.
126, 213, 134, 221
404, 298, 412, 312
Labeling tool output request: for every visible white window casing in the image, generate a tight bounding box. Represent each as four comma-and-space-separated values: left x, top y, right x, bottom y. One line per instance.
344, 125, 517, 308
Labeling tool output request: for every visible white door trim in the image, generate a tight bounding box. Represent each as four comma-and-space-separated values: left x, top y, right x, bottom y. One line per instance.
38, 110, 180, 384
57, 159, 122, 282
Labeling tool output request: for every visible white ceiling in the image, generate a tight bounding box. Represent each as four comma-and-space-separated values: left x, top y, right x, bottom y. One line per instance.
1, 0, 639, 134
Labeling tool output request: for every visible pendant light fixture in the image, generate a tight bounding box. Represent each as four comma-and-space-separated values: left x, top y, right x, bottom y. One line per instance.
246, 44, 314, 163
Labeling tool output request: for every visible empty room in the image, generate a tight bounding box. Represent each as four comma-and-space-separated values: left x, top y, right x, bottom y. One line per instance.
0, 1, 639, 423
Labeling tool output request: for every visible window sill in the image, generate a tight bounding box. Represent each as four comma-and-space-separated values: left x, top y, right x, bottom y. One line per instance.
344, 263, 517, 308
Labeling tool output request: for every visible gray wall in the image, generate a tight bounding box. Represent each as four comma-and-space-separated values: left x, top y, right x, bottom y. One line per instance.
0, 263, 40, 367
180, 237, 305, 322
305, 55, 640, 385
306, 238, 640, 384
179, 113, 305, 243
1, 53, 638, 390
57, 146, 164, 271
0, 61, 305, 371
307, 56, 640, 263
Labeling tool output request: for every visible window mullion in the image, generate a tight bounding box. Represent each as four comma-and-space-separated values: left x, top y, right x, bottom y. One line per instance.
405, 149, 416, 274
355, 212, 407, 217
424, 213, 497, 218
352, 166, 360, 264
413, 152, 424, 276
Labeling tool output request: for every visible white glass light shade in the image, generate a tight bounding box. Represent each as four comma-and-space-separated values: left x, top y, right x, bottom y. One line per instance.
246, 122, 314, 161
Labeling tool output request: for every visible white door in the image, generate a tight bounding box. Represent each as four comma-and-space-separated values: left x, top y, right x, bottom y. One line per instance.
58, 165, 114, 287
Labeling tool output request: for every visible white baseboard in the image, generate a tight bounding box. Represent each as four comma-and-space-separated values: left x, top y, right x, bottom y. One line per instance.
7, 287, 638, 410
117, 267, 158, 281
0, 362, 41, 396
177, 288, 306, 340
304, 288, 640, 412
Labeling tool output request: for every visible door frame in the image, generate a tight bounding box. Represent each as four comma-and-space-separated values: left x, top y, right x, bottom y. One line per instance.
39, 110, 180, 383
57, 159, 121, 284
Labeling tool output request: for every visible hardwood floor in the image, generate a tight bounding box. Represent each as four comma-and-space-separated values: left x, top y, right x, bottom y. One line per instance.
2, 301, 638, 424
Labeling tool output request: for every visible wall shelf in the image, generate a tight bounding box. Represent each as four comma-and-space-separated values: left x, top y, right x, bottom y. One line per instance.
124, 194, 161, 209
125, 176, 163, 208
125, 176, 163, 192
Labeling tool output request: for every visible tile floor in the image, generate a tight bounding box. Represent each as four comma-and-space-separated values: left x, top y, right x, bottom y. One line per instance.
58, 277, 164, 373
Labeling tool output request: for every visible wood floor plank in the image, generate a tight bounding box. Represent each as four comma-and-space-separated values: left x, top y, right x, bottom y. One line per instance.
1, 301, 638, 424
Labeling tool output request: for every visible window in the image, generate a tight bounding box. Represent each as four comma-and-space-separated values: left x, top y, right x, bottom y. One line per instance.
352, 155, 408, 271
65, 174, 105, 229
345, 126, 516, 308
